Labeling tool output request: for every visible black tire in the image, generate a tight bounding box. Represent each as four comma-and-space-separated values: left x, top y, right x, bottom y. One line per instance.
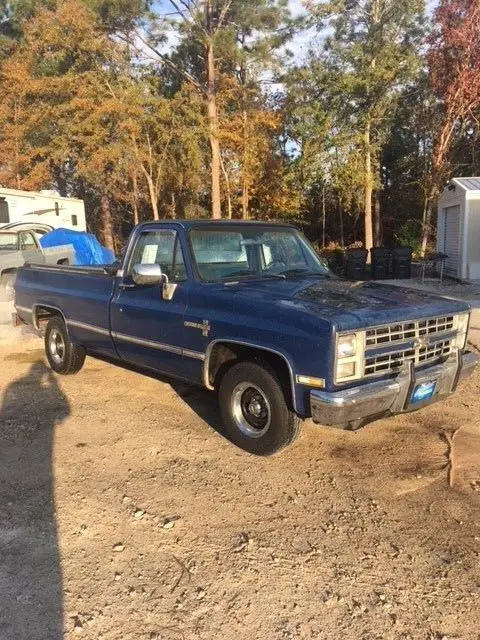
1, 272, 16, 301
218, 360, 301, 456
44, 316, 86, 375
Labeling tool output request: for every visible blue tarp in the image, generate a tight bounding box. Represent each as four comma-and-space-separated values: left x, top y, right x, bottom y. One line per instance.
39, 228, 115, 265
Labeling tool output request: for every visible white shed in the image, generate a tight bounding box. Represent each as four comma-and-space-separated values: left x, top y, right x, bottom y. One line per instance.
437, 177, 480, 281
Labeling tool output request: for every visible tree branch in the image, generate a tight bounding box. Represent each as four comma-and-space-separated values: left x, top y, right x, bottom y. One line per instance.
174, 0, 197, 21
166, 0, 189, 21
117, 31, 204, 94
217, 0, 233, 30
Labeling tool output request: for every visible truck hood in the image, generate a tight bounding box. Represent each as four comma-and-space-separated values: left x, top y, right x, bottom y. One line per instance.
224, 277, 470, 331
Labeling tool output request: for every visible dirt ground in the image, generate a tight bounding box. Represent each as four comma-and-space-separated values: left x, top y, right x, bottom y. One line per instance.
1, 318, 480, 640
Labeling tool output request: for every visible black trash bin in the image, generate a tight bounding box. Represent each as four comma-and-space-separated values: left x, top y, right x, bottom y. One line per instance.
345, 248, 368, 280
370, 247, 391, 279
392, 247, 413, 279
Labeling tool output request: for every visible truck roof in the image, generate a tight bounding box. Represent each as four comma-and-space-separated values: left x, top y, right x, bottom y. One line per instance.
138, 219, 296, 229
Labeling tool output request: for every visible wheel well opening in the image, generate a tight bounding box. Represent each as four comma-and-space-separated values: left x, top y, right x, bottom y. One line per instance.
1, 268, 17, 278
34, 305, 65, 331
208, 342, 294, 409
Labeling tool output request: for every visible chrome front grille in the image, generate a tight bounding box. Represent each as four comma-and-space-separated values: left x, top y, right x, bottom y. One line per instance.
366, 316, 455, 347
365, 340, 452, 377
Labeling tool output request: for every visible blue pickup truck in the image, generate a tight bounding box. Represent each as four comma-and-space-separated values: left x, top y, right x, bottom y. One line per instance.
14, 220, 478, 455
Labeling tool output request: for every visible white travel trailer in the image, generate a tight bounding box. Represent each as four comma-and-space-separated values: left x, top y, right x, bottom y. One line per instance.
0, 187, 86, 232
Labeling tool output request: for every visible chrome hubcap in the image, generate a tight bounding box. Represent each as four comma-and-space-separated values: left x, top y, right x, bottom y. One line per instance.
231, 382, 271, 438
49, 329, 65, 365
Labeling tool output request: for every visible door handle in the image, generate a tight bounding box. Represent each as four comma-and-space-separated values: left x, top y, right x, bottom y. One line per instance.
118, 283, 136, 290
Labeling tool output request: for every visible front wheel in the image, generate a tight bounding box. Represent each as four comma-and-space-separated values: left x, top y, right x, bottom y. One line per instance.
45, 316, 86, 375
218, 361, 301, 456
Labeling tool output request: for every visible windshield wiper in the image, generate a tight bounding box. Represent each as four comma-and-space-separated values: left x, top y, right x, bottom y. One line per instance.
221, 269, 286, 281
279, 268, 330, 278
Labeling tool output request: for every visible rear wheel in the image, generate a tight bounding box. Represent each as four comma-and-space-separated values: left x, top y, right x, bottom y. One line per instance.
218, 360, 301, 456
45, 316, 86, 375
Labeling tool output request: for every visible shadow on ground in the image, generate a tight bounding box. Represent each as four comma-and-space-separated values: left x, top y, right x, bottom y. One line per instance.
89, 353, 226, 439
0, 361, 70, 640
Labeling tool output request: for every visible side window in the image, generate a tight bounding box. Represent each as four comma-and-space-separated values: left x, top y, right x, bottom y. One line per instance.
19, 232, 36, 250
128, 231, 186, 281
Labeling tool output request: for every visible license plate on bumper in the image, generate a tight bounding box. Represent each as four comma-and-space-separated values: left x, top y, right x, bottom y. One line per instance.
411, 380, 436, 404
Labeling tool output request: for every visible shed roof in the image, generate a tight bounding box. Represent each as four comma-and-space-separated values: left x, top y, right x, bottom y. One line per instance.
452, 177, 480, 192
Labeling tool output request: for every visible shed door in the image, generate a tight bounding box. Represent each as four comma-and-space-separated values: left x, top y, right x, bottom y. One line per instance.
443, 205, 461, 278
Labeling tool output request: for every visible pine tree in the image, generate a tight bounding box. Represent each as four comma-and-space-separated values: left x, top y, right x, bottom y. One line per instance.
307, 0, 424, 250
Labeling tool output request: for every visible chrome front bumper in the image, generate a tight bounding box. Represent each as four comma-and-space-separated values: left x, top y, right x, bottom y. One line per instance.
311, 350, 479, 428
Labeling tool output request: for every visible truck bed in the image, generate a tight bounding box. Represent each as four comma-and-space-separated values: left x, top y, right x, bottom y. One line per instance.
24, 262, 113, 275
15, 263, 116, 343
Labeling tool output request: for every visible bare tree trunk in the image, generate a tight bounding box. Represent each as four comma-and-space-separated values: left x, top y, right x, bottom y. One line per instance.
364, 120, 374, 255
99, 194, 115, 252
338, 194, 344, 248
374, 189, 381, 246
238, 34, 250, 220
14, 99, 22, 189
420, 196, 433, 257
364, 0, 379, 254
206, 35, 222, 219
170, 192, 177, 219
142, 170, 159, 220
132, 171, 139, 226
220, 154, 232, 219
322, 183, 326, 248
242, 107, 249, 219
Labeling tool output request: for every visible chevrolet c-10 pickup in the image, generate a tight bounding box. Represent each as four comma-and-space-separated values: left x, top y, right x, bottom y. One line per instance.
13, 220, 478, 455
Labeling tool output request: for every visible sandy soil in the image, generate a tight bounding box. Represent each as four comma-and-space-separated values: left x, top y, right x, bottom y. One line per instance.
1, 323, 480, 640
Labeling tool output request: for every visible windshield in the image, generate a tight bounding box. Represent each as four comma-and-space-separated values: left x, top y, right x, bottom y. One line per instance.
190, 226, 330, 282
0, 233, 18, 251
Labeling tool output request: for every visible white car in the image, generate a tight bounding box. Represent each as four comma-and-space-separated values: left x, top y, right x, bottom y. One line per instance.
0, 227, 74, 300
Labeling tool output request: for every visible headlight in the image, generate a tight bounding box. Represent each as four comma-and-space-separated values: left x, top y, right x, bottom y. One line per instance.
454, 312, 469, 350
335, 330, 365, 383
337, 334, 357, 358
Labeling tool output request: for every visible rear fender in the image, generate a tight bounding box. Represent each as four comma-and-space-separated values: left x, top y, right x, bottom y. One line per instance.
32, 303, 70, 336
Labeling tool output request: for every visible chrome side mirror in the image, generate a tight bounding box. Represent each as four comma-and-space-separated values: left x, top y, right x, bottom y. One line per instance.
132, 263, 163, 286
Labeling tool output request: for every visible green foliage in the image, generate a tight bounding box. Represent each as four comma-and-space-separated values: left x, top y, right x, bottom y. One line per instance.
394, 220, 422, 256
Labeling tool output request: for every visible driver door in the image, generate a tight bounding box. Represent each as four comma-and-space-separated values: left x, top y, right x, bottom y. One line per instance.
110, 228, 188, 378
